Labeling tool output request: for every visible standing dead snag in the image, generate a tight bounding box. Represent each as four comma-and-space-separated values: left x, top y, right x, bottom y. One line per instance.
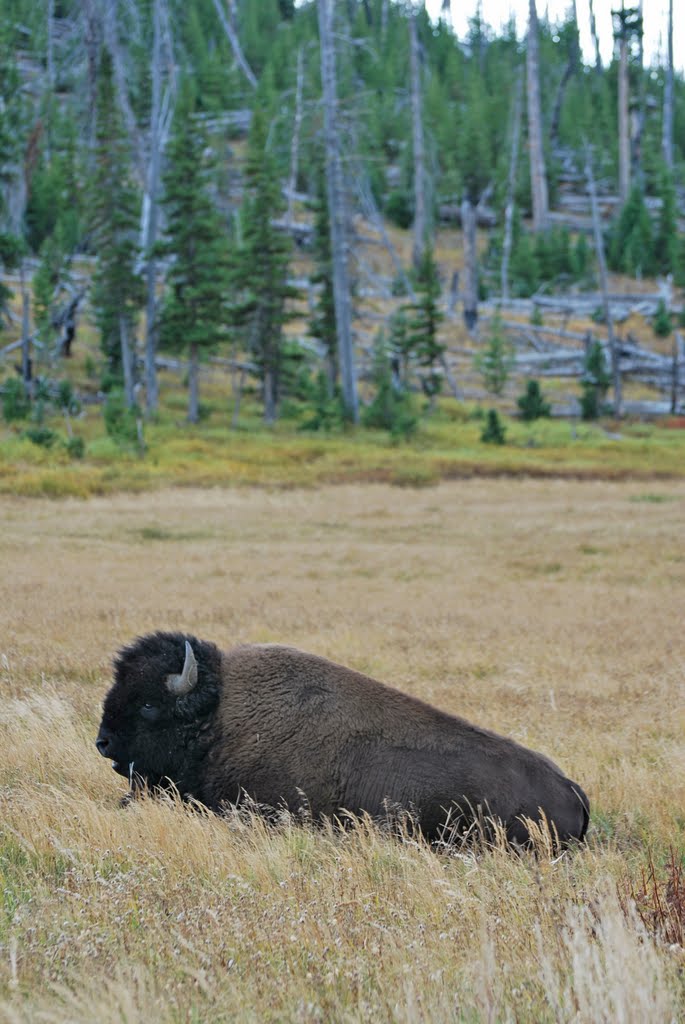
409, 9, 427, 271
318, 0, 358, 423
585, 143, 622, 417
526, 0, 549, 232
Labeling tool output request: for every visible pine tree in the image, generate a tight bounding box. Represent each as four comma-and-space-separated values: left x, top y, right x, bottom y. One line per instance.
89, 49, 144, 405
580, 341, 611, 420
0, 38, 23, 311
157, 83, 230, 424
404, 248, 445, 408
608, 186, 654, 278
474, 313, 515, 396
653, 168, 678, 276
233, 101, 295, 424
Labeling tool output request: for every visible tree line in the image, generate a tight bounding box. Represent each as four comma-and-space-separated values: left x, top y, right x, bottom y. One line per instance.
0, 0, 684, 433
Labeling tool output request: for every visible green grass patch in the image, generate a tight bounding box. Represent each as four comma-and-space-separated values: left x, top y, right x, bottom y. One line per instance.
3, 396, 685, 498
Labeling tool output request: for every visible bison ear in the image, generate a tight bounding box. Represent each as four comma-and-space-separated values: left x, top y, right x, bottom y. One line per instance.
165, 640, 198, 696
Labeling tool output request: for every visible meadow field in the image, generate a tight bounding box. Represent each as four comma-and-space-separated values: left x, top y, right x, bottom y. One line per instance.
1, 478, 684, 1022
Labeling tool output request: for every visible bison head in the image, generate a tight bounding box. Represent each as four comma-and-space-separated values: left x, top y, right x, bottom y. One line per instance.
96, 632, 221, 793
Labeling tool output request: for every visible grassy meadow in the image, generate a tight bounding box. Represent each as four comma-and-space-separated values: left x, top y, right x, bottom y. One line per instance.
1, 479, 685, 1021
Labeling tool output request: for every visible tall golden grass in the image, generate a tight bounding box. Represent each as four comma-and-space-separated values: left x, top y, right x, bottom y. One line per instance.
1, 479, 684, 1021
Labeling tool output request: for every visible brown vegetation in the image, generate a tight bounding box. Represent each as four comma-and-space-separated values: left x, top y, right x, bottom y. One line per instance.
1, 479, 684, 1020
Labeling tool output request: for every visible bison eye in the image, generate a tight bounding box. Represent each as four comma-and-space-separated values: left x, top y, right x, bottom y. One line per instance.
140, 703, 161, 722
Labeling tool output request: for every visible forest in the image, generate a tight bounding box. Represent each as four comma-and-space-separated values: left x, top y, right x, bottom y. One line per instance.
0, 0, 684, 479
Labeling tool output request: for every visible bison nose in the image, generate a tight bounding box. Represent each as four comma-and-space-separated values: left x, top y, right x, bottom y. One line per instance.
96, 730, 112, 757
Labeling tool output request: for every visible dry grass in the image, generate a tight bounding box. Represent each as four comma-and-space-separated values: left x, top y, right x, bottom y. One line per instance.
1, 479, 685, 1021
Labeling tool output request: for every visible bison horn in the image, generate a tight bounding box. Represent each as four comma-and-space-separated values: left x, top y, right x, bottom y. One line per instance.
165, 640, 198, 696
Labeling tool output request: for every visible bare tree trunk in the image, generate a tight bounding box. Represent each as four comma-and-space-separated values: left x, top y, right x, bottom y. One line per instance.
102, 0, 146, 182
82, 0, 100, 150
318, 0, 358, 423
526, 0, 549, 233
231, 366, 246, 429
662, 0, 674, 169
671, 333, 682, 414
585, 144, 621, 417
617, 25, 630, 203
549, 0, 578, 153
286, 46, 304, 225
142, 0, 166, 416
353, 172, 415, 301
588, 0, 602, 72
20, 268, 32, 396
409, 11, 427, 269
188, 342, 199, 423
211, 0, 257, 90
632, 0, 645, 187
501, 69, 523, 303
461, 198, 478, 333
380, 0, 388, 45
119, 315, 136, 409
46, 0, 55, 160
264, 368, 276, 425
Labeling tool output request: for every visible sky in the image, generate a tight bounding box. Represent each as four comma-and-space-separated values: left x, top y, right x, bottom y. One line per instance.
425, 0, 683, 72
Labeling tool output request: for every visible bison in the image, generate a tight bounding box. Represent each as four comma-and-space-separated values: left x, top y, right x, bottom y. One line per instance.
96, 632, 589, 848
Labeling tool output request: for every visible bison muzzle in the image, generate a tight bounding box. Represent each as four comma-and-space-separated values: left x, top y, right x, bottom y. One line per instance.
96, 632, 590, 848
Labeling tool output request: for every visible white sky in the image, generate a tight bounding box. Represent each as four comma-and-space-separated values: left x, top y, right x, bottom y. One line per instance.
425, 1, 683, 72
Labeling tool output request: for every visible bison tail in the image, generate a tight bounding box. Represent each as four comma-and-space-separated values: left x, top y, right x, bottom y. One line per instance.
571, 783, 591, 843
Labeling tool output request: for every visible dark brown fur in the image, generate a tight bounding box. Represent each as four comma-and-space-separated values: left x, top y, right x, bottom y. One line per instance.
96, 633, 590, 847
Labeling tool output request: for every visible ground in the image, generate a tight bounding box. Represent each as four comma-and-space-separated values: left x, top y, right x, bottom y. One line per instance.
1, 479, 684, 1021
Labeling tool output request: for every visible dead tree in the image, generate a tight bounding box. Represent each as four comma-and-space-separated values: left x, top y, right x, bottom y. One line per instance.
588, 0, 602, 72
501, 70, 523, 303
409, 9, 427, 269
20, 267, 32, 395
102, 0, 146, 183
549, 2, 579, 153
526, 0, 549, 232
585, 143, 622, 417
613, 6, 642, 203
318, 0, 358, 422
461, 197, 478, 333
662, 0, 674, 169
672, 333, 683, 414
286, 46, 304, 226
211, 0, 257, 90
142, 0, 175, 416
119, 315, 136, 409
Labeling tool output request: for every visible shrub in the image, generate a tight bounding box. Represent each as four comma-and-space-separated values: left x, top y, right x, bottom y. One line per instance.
652, 299, 672, 338
299, 372, 345, 433
22, 425, 59, 448
103, 389, 140, 445
2, 378, 30, 422
66, 436, 85, 459
385, 189, 413, 229
481, 408, 506, 444
517, 379, 551, 421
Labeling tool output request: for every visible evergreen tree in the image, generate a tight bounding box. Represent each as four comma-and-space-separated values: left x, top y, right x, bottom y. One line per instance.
653, 168, 678, 276
233, 101, 296, 424
608, 186, 654, 278
0, 37, 23, 310
404, 248, 445, 408
157, 83, 230, 424
517, 379, 551, 420
362, 329, 417, 439
474, 313, 515, 396
580, 340, 611, 420
89, 49, 144, 403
